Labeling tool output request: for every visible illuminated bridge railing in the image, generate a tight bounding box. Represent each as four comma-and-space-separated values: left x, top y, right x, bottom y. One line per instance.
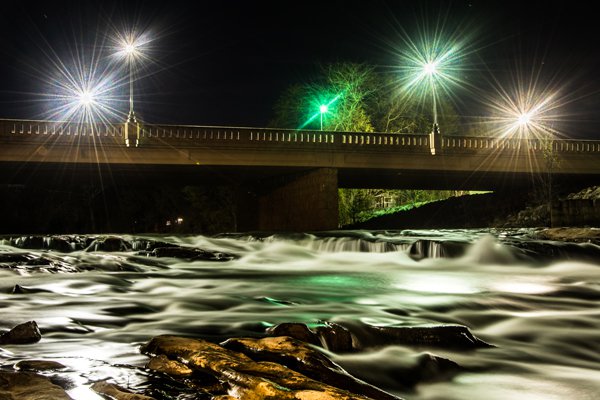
0, 119, 123, 139
139, 124, 432, 151
1, 119, 598, 154
441, 136, 600, 153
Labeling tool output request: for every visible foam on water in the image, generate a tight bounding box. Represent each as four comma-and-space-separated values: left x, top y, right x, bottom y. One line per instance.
1, 230, 599, 399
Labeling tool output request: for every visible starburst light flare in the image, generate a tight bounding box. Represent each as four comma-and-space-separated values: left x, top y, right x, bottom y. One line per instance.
484, 79, 562, 140
392, 16, 478, 131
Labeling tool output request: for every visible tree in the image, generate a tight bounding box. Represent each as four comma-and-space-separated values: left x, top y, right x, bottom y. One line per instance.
270, 62, 466, 227
270, 63, 376, 132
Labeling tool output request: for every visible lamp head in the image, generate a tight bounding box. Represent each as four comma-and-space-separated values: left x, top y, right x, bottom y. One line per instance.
518, 112, 531, 126
319, 104, 328, 114
78, 90, 94, 106
424, 61, 437, 76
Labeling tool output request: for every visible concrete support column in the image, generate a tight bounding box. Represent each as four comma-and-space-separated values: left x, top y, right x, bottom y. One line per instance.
257, 168, 338, 231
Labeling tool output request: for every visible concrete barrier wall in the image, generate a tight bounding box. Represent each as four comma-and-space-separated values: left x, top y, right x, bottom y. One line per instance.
552, 199, 600, 227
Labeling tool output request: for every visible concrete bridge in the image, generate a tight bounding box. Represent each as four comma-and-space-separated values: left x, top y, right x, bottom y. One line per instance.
1, 118, 599, 230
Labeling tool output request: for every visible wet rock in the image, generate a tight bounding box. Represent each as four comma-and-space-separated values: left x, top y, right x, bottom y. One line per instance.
11, 235, 45, 250
358, 325, 492, 350
150, 247, 235, 261
0, 253, 33, 265
0, 321, 42, 345
266, 322, 321, 346
14, 360, 67, 372
267, 322, 354, 352
535, 227, 600, 244
146, 354, 193, 377
11, 284, 52, 294
141, 335, 381, 400
0, 371, 73, 399
338, 350, 463, 391
86, 236, 132, 252
131, 240, 179, 252
510, 239, 600, 262
407, 352, 462, 384
222, 336, 400, 400
91, 381, 156, 400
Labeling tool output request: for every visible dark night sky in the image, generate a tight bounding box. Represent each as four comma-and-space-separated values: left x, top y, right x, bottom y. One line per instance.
0, 0, 598, 137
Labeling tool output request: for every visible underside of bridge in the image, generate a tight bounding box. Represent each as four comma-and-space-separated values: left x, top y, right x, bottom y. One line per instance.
1, 161, 598, 233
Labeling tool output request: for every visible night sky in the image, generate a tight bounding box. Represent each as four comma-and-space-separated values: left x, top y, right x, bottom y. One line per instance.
0, 0, 598, 137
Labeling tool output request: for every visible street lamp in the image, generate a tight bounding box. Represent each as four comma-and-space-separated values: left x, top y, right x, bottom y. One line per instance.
77, 89, 95, 108
122, 41, 139, 124
423, 60, 439, 129
319, 104, 328, 131
116, 36, 143, 147
421, 59, 443, 154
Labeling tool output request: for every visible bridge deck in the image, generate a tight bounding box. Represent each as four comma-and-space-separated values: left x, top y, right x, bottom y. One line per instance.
1, 119, 599, 190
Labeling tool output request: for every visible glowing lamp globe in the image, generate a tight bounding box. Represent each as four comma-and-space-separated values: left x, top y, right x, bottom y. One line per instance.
124, 43, 136, 55
518, 112, 531, 126
424, 62, 437, 75
319, 104, 328, 114
78, 91, 94, 106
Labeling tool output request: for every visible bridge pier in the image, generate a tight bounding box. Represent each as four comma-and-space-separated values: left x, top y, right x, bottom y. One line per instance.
250, 168, 339, 232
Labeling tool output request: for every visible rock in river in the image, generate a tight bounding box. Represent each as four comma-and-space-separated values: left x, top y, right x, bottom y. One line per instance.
0, 321, 42, 345
142, 335, 400, 400
0, 371, 72, 400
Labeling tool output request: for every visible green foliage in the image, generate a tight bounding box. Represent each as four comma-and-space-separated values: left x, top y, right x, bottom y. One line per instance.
270, 63, 376, 132
339, 188, 374, 226
271, 62, 471, 227
339, 189, 465, 227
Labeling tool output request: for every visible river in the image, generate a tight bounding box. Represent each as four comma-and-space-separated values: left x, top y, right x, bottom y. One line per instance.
1, 229, 599, 399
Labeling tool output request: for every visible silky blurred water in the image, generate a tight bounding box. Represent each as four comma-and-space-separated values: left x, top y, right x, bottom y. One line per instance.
1, 230, 599, 399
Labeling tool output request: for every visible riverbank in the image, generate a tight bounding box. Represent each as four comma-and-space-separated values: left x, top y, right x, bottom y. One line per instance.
349, 186, 600, 232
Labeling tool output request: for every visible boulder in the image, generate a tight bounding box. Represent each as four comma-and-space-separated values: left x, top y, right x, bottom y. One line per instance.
222, 336, 400, 400
0, 371, 73, 400
91, 381, 156, 400
86, 237, 131, 252
146, 354, 193, 376
0, 321, 42, 345
142, 335, 387, 400
149, 246, 236, 261
267, 322, 354, 352
14, 360, 67, 372
356, 325, 492, 350
536, 227, 600, 244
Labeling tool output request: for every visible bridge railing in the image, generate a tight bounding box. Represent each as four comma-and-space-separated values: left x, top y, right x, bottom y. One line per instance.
1, 119, 598, 155
441, 136, 600, 153
0, 119, 124, 143
139, 124, 432, 152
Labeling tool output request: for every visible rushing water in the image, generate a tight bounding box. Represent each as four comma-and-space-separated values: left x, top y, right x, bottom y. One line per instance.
1, 229, 600, 399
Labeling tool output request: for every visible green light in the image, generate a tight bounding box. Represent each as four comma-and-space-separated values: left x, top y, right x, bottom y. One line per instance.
423, 61, 437, 76
299, 93, 342, 130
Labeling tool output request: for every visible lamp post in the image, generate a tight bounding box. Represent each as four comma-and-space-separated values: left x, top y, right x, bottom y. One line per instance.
124, 43, 137, 124
120, 40, 140, 147
319, 104, 328, 131
423, 60, 438, 131
423, 60, 441, 154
